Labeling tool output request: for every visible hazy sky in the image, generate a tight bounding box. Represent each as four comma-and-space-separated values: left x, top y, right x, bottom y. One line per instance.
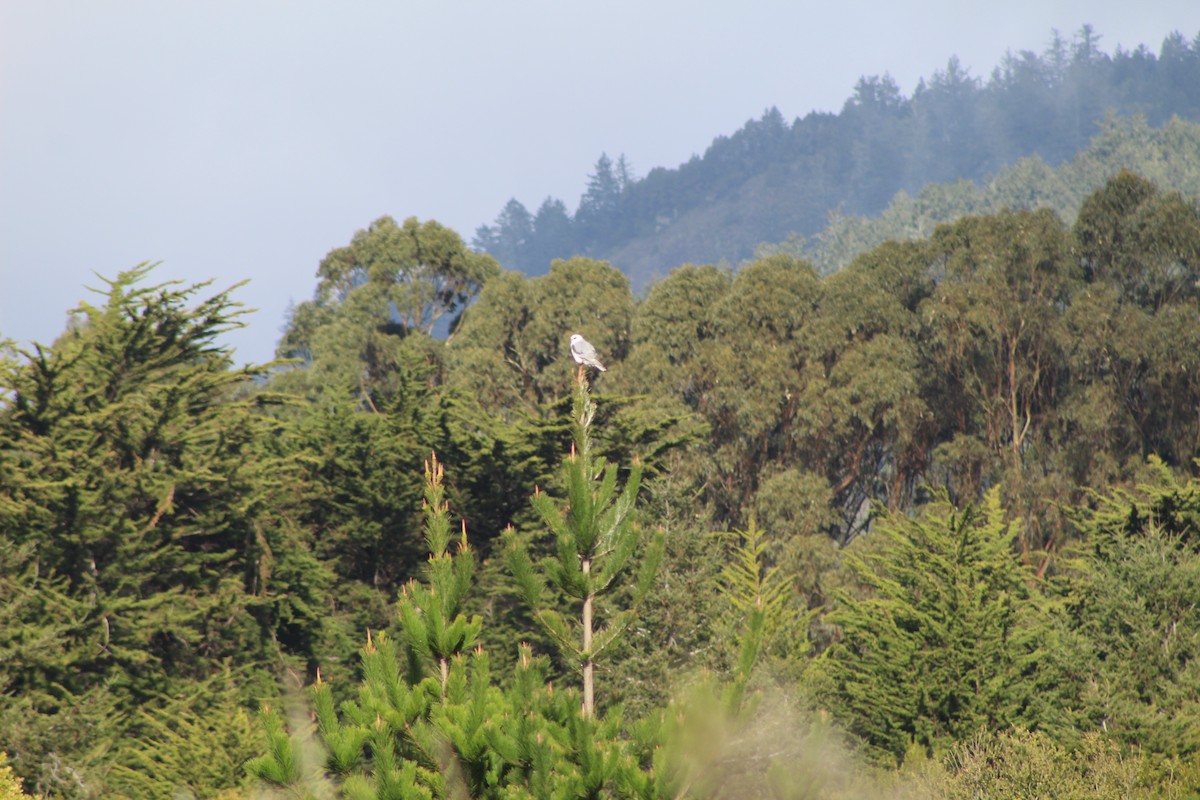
3, 1, 1198, 366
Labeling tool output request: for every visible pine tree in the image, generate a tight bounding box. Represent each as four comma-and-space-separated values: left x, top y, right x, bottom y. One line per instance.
396, 454, 484, 693
628, 518, 832, 800
251, 377, 668, 797
505, 373, 665, 717
251, 453, 502, 799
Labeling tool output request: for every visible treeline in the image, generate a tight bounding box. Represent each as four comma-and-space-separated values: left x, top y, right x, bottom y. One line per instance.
3, 170, 1200, 798
475, 26, 1200, 285
798, 113, 1200, 275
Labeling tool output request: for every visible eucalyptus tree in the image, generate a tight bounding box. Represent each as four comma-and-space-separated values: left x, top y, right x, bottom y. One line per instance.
797, 240, 934, 543
919, 208, 1079, 548
621, 262, 731, 410
1063, 172, 1200, 486
275, 215, 500, 404
447, 257, 634, 415
701, 255, 823, 523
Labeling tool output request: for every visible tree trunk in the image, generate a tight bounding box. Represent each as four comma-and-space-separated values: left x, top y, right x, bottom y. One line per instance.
582, 557, 594, 718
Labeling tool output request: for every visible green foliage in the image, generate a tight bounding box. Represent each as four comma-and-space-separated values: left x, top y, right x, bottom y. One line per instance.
506, 374, 665, 716
447, 258, 634, 414
716, 518, 800, 703
396, 454, 483, 690
810, 114, 1200, 275
0, 265, 323, 798
631, 523, 847, 800
700, 255, 823, 522
104, 668, 266, 800
478, 33, 1200, 286
276, 215, 499, 404
818, 490, 1050, 764
1062, 172, 1200, 488
247, 705, 304, 788
620, 263, 731, 408
1057, 461, 1200, 758
15, 161, 1200, 798
0, 753, 39, 800
254, 413, 666, 798
921, 208, 1079, 547
268, 456, 499, 799
921, 728, 1189, 799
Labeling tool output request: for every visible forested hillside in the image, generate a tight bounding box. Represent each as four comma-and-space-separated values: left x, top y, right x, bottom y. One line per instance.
475, 26, 1200, 285
3, 168, 1200, 798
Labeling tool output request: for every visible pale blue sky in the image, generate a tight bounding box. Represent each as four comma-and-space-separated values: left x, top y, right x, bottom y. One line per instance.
2, 1, 1197, 366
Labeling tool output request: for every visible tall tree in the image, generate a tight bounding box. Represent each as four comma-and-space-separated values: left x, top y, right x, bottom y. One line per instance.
506, 374, 664, 717
701, 255, 822, 523
575, 153, 622, 241
276, 216, 499, 403
1063, 172, 1200, 485
920, 208, 1079, 548
473, 199, 534, 272
798, 241, 934, 541
0, 265, 325, 798
1056, 460, 1200, 758
529, 197, 576, 273
447, 257, 634, 414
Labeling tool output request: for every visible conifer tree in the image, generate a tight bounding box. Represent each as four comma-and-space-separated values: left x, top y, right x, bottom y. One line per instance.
506, 373, 665, 717
396, 454, 483, 692
1059, 459, 1200, 757
817, 490, 1049, 764
630, 519, 831, 800
251, 374, 671, 798
0, 265, 325, 798
0, 752, 38, 800
251, 453, 501, 799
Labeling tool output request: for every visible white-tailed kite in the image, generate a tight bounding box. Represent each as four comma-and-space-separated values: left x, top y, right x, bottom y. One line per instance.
569, 333, 606, 372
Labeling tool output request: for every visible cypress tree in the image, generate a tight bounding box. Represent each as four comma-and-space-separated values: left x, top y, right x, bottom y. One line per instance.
817, 489, 1047, 764
0, 265, 325, 798
1061, 459, 1200, 757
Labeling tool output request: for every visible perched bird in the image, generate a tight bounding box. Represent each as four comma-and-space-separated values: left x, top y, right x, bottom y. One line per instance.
569, 333, 607, 372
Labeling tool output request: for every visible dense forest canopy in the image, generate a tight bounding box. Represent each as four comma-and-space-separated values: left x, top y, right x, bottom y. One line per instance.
4, 23, 1200, 800
4, 167, 1200, 799
475, 26, 1200, 285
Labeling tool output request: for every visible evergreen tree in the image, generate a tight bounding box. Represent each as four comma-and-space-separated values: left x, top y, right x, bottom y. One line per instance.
0, 753, 38, 800
506, 373, 665, 717
473, 199, 534, 272
528, 198, 576, 274
816, 490, 1051, 764
396, 454, 483, 692
251, 453, 496, 799
252, 409, 665, 797
0, 265, 325, 798
575, 153, 623, 247
1058, 459, 1200, 757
